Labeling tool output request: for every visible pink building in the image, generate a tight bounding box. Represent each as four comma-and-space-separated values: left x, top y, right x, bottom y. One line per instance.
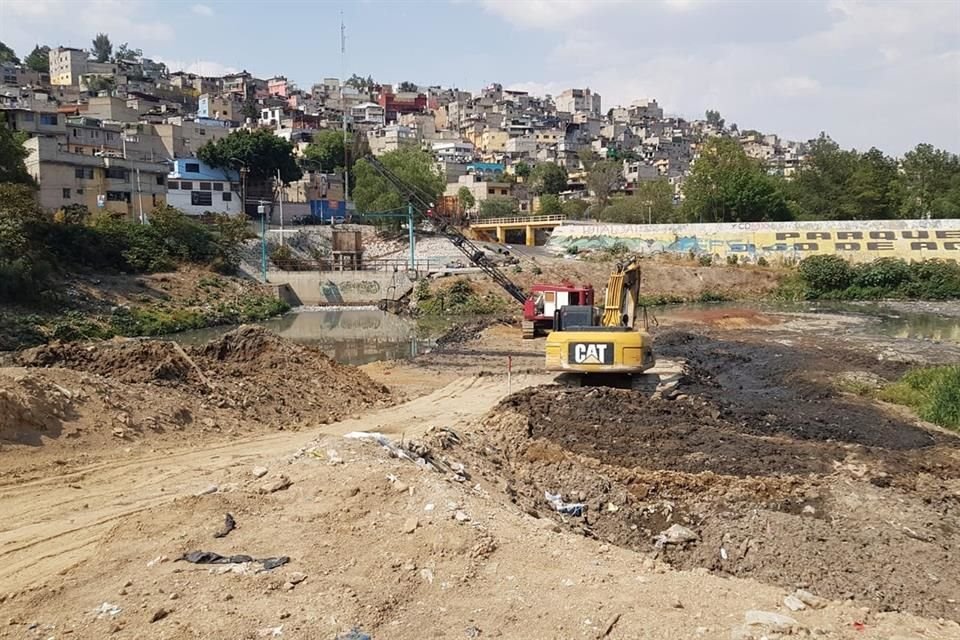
267, 76, 289, 98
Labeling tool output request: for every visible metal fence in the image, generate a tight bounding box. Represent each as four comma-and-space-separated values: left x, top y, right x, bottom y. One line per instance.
269, 257, 441, 273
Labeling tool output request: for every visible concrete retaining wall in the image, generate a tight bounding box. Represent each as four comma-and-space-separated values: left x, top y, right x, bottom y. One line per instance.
549, 219, 960, 264
266, 270, 416, 305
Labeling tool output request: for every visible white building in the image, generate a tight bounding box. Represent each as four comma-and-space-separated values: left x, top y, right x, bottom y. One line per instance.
556, 88, 602, 117
166, 159, 242, 216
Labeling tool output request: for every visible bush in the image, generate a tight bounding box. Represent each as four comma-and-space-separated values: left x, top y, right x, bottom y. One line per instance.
879, 366, 960, 431
798, 255, 854, 292
698, 254, 713, 266
756, 256, 769, 267
566, 245, 579, 255
726, 254, 739, 266
853, 257, 911, 289
791, 256, 960, 301
418, 278, 507, 316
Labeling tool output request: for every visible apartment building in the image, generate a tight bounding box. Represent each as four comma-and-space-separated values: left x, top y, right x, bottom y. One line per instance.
23, 135, 168, 217
556, 88, 601, 117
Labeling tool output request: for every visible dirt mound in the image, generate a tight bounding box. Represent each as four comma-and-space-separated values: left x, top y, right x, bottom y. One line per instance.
5, 327, 391, 460
0, 371, 77, 445
17, 340, 203, 386
188, 325, 391, 424
433, 317, 515, 348
459, 333, 960, 619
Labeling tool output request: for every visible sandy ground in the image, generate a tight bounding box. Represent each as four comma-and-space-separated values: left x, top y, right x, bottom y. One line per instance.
1, 313, 958, 639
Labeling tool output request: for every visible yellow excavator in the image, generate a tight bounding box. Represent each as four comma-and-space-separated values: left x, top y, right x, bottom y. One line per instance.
544, 258, 657, 389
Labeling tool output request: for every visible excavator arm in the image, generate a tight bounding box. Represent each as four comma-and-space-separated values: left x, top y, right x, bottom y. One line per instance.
600, 259, 641, 328
362, 155, 528, 305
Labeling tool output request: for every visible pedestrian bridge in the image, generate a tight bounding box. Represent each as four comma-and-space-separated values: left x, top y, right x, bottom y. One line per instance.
469, 214, 567, 246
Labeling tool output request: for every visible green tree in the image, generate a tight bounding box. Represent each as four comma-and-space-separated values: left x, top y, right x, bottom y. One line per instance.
561, 199, 589, 219
529, 162, 567, 195
23, 45, 50, 73
457, 186, 475, 212
513, 161, 531, 179
844, 147, 901, 220
345, 74, 376, 93
899, 143, 960, 219
85, 75, 115, 93
112, 42, 142, 64
600, 180, 675, 223
705, 109, 724, 129
478, 198, 518, 219
92, 33, 112, 63
352, 147, 444, 215
578, 148, 600, 172
397, 81, 418, 92
0, 127, 34, 186
538, 194, 562, 215
303, 129, 346, 173
0, 41, 19, 65
786, 134, 861, 220
586, 159, 622, 208
198, 128, 302, 187
682, 137, 790, 222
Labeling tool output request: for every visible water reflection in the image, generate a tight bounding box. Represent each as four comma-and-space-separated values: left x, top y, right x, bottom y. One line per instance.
169, 309, 436, 365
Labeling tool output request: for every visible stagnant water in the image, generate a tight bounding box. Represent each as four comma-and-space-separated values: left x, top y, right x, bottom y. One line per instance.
168, 308, 440, 366
168, 300, 960, 366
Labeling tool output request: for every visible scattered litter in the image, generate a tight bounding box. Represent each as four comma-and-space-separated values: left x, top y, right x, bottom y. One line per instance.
720, 547, 728, 560
344, 431, 452, 474
454, 510, 470, 523
260, 475, 293, 494
424, 503, 435, 512
252, 466, 269, 479
792, 588, 828, 609
606, 503, 620, 513
783, 594, 806, 611
213, 513, 236, 539
744, 610, 798, 630
336, 628, 371, 640
852, 621, 866, 632
653, 524, 699, 548
196, 484, 218, 496
258, 625, 284, 637
545, 492, 585, 517
92, 602, 122, 618
146, 555, 169, 568
420, 568, 434, 584
326, 449, 344, 464
177, 551, 290, 571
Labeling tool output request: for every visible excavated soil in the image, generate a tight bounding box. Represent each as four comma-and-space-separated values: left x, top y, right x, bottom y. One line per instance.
1, 327, 390, 465
462, 331, 960, 620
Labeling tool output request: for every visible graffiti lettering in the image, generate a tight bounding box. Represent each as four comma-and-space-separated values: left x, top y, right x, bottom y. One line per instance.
836, 242, 860, 251
937, 230, 960, 239
911, 242, 938, 250
867, 241, 894, 251
903, 230, 929, 239
837, 231, 863, 240
339, 280, 381, 295
795, 242, 819, 251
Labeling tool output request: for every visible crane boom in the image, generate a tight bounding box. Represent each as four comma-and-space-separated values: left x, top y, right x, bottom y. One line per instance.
363, 155, 528, 305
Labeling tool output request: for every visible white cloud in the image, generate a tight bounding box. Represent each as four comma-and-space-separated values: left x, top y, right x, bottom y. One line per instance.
154, 57, 237, 77
772, 75, 821, 98
478, 0, 616, 29
0, 0, 175, 47
190, 3, 213, 17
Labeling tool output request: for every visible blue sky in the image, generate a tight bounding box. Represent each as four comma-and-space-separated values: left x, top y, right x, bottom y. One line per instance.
1, 0, 958, 155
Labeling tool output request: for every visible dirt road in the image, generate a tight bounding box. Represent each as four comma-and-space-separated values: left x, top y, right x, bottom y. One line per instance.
0, 373, 551, 596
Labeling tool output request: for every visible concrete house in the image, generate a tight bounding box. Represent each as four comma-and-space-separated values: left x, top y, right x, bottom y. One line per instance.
166, 159, 241, 216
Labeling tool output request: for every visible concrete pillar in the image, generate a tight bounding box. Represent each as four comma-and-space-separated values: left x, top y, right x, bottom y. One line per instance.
497, 226, 506, 243
525, 225, 535, 246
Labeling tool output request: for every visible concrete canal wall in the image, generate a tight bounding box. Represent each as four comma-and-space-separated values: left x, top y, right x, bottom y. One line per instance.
549, 219, 960, 264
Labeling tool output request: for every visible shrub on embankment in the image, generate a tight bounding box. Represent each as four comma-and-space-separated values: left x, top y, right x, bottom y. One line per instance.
880, 366, 960, 431
416, 278, 509, 316
0, 185, 251, 304
780, 255, 960, 301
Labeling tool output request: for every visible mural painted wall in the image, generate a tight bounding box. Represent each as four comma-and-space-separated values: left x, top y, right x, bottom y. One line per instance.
549, 219, 960, 264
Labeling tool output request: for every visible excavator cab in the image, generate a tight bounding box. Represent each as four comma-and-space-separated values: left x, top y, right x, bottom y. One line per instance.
544, 259, 656, 387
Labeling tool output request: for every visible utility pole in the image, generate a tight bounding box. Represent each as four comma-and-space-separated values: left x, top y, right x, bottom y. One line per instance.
257, 201, 268, 282
408, 201, 415, 270
340, 12, 349, 211
276, 167, 285, 246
